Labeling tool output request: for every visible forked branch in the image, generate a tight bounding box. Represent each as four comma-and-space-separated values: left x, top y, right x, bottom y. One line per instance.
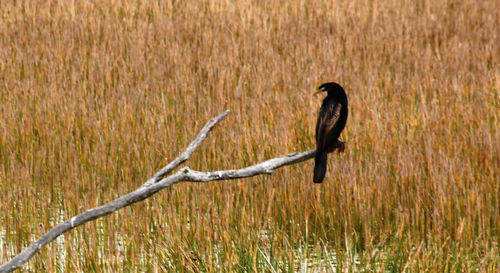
0, 110, 315, 273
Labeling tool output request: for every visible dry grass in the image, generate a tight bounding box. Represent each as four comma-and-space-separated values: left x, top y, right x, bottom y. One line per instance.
0, 0, 498, 272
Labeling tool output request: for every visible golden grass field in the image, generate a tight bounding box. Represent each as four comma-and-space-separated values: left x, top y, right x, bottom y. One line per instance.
0, 0, 498, 272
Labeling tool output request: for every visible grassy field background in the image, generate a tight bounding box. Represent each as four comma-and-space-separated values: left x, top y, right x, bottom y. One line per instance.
0, 0, 498, 272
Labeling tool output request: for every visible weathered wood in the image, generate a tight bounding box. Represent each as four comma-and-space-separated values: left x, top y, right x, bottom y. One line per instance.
0, 110, 316, 273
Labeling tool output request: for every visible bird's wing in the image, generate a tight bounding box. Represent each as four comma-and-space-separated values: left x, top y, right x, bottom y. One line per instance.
316, 101, 342, 150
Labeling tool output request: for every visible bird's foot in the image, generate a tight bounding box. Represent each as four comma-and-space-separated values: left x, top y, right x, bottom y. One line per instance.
338, 142, 345, 153
327, 140, 345, 153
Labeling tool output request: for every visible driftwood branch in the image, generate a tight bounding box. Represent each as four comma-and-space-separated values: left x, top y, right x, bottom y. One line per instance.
0, 110, 315, 273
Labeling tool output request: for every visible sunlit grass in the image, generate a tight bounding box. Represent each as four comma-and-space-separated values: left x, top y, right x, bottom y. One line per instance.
0, 0, 498, 272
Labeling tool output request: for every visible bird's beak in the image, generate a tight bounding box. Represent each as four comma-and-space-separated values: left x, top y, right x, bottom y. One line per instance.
313, 90, 324, 96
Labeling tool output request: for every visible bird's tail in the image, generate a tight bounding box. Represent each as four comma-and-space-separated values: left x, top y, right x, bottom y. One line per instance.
313, 151, 328, 183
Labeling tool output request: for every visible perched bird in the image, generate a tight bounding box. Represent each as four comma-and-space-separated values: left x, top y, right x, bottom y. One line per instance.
313, 82, 348, 183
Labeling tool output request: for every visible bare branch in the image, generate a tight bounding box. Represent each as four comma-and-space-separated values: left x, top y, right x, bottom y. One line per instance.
142, 109, 231, 187
177, 150, 316, 182
0, 110, 316, 273
0, 110, 229, 273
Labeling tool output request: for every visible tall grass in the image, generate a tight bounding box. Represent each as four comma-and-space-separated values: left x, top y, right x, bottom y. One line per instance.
0, 0, 498, 271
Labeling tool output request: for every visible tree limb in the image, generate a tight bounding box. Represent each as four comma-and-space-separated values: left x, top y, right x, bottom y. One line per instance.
142, 109, 231, 187
0, 110, 316, 273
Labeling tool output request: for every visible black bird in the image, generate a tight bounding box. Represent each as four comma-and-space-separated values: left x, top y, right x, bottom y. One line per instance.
313, 82, 348, 183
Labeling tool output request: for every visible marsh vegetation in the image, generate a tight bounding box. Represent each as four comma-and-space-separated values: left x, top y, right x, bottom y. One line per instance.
0, 0, 498, 271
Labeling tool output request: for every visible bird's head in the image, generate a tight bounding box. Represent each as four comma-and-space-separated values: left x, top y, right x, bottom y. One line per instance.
313, 82, 345, 96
